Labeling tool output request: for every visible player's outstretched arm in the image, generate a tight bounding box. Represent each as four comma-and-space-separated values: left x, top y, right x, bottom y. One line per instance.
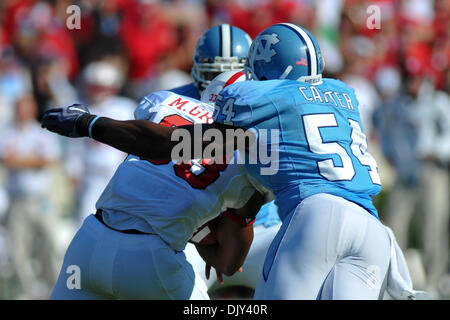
194, 191, 264, 277
84, 117, 179, 160
90, 119, 239, 161
41, 105, 241, 161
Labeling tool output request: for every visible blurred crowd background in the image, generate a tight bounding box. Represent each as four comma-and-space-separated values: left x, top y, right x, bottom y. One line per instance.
0, 0, 449, 300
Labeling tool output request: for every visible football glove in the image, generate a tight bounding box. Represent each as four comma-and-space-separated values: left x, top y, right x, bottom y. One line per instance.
41, 104, 97, 138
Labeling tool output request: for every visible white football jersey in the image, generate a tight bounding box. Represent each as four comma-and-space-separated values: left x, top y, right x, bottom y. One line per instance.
95, 91, 262, 251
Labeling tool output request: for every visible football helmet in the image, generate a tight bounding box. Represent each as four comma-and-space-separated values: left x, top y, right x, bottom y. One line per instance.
192, 24, 252, 93
245, 23, 324, 84
200, 70, 246, 104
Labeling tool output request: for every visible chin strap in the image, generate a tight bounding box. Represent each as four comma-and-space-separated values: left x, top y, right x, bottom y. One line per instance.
76, 114, 112, 140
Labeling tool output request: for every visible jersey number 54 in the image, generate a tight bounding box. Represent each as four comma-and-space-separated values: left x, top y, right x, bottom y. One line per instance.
303, 113, 381, 184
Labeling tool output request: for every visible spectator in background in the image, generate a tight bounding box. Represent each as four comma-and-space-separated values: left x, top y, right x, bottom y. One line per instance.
69, 0, 125, 64
374, 71, 450, 295
65, 61, 135, 226
2, 0, 80, 118
414, 74, 450, 294
340, 36, 380, 139
10, 0, 79, 79
0, 93, 62, 299
373, 73, 422, 254
33, 57, 78, 115
0, 47, 32, 136
136, 0, 207, 94
119, 0, 177, 99
213, 0, 311, 39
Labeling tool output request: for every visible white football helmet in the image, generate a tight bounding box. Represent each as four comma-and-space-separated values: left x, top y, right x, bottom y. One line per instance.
200, 70, 247, 104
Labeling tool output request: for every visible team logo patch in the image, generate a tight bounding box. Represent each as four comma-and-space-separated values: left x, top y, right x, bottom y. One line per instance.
249, 33, 280, 64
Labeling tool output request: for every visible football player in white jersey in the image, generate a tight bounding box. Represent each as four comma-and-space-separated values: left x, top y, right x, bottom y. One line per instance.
47, 83, 268, 299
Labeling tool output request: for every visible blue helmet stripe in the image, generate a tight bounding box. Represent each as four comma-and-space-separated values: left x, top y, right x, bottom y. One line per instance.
218, 26, 222, 59
221, 24, 231, 58
278, 23, 318, 76
283, 24, 311, 76
230, 27, 234, 56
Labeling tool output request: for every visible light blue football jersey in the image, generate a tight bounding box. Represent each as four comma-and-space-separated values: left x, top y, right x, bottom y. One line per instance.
214, 78, 382, 221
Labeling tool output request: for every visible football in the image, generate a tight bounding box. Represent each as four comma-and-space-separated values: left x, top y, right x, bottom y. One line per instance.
189, 214, 222, 245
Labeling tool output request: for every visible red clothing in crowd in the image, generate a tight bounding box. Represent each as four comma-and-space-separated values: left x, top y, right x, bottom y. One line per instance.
119, 1, 176, 80
221, 0, 305, 39
1, 0, 34, 45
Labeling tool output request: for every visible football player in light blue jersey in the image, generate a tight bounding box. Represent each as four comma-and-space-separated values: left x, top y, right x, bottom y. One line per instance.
215, 75, 382, 221
210, 23, 390, 299
168, 24, 282, 295
41, 23, 392, 300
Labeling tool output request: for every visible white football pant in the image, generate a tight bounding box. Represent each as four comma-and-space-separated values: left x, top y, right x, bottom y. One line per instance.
50, 215, 209, 299
254, 193, 391, 300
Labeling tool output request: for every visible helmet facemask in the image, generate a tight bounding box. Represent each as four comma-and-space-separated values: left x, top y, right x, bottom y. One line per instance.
192, 56, 247, 93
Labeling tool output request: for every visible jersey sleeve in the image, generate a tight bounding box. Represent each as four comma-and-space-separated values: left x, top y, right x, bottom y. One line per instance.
212, 82, 254, 128
134, 91, 173, 121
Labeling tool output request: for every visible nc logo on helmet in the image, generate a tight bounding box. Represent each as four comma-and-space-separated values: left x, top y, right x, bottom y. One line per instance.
249, 33, 280, 65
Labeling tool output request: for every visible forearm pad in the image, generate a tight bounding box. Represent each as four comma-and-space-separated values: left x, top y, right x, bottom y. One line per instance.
75, 113, 98, 137
76, 114, 112, 140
